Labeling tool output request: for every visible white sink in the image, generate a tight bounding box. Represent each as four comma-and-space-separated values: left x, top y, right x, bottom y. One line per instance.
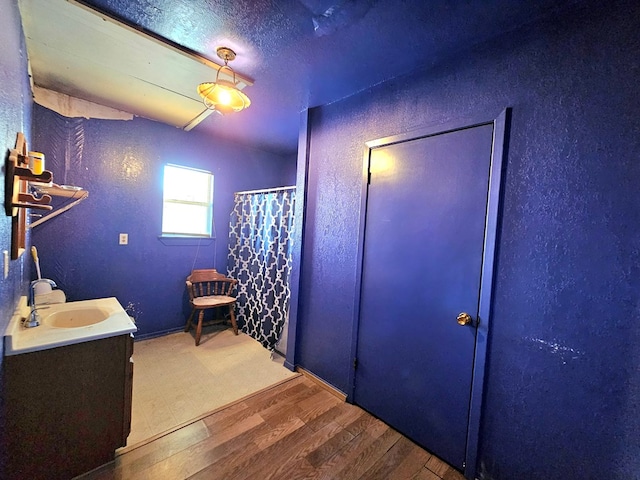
4, 297, 137, 355
43, 307, 111, 328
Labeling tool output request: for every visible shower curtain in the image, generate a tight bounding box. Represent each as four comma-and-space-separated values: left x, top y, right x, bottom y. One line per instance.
227, 188, 295, 351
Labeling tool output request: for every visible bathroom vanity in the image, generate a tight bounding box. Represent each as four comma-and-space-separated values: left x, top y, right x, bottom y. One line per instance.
2, 297, 136, 480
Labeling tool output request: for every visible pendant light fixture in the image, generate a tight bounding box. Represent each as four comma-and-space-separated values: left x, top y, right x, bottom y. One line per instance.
197, 47, 251, 115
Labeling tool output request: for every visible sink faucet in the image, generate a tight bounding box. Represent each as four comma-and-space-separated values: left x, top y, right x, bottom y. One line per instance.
26, 279, 57, 328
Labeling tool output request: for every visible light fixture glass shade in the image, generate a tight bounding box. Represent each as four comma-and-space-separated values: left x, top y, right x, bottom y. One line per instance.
198, 56, 251, 115
198, 80, 251, 114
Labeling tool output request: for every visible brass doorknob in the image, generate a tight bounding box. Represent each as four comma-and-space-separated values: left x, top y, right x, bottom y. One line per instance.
457, 312, 473, 326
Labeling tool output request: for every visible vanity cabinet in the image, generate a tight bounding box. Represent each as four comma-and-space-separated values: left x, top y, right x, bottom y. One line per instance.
2, 333, 134, 480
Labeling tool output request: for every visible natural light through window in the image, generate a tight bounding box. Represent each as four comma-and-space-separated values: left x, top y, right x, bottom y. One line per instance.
162, 164, 213, 237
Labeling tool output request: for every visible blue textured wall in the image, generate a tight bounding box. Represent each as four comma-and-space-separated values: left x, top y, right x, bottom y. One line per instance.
295, 1, 640, 479
0, 1, 32, 477
0, 0, 32, 357
0, 1, 31, 350
31, 107, 294, 338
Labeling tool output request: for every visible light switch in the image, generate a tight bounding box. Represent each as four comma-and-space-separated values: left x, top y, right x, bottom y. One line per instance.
119, 233, 128, 245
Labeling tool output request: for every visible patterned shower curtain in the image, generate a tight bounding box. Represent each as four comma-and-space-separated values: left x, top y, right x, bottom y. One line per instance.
227, 188, 295, 351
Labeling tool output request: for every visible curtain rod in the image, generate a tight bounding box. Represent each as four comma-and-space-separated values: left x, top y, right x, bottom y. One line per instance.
234, 185, 296, 195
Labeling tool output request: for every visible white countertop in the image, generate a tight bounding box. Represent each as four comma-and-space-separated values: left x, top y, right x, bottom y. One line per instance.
4, 296, 137, 355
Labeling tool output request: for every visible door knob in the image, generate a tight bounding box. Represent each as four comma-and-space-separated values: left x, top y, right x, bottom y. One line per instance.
457, 312, 473, 326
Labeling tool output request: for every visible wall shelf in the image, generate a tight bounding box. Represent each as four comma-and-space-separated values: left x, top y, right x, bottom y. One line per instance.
4, 132, 88, 257
5, 135, 53, 217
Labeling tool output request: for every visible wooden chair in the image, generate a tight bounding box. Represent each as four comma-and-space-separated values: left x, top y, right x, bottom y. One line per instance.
185, 269, 239, 346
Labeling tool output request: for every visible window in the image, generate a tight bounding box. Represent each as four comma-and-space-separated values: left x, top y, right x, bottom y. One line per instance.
162, 164, 213, 237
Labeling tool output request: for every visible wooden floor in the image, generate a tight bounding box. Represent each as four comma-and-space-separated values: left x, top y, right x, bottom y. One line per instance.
79, 375, 465, 480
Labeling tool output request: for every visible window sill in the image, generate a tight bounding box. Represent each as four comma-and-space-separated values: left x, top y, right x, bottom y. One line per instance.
157, 236, 215, 246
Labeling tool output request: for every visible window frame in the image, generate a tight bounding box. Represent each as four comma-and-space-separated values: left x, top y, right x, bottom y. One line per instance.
160, 163, 214, 239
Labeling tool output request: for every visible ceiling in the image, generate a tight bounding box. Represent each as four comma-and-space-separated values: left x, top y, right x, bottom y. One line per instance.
19, 0, 577, 154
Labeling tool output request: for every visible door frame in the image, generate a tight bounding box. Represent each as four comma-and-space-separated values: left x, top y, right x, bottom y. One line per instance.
348, 108, 510, 480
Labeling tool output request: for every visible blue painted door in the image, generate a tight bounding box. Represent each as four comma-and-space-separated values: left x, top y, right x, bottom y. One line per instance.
354, 124, 494, 470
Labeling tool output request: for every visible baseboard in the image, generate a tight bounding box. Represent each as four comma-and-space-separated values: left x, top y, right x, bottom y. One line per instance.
134, 326, 184, 341
296, 367, 347, 402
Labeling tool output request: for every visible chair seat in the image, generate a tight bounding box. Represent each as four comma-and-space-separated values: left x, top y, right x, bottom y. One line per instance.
192, 295, 236, 308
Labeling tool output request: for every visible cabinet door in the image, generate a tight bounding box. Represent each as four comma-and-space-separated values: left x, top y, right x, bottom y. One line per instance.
2, 335, 131, 480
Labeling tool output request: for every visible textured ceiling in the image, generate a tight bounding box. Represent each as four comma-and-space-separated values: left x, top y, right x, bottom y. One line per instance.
38, 0, 577, 153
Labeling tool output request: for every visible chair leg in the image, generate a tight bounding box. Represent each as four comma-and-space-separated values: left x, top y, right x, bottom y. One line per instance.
229, 304, 238, 335
195, 310, 205, 346
185, 308, 196, 332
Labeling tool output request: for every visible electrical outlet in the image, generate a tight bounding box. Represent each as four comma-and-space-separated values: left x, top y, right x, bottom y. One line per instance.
3, 250, 8, 279
119, 233, 128, 245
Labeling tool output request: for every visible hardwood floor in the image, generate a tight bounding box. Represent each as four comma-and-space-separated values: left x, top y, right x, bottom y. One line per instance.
78, 376, 465, 480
